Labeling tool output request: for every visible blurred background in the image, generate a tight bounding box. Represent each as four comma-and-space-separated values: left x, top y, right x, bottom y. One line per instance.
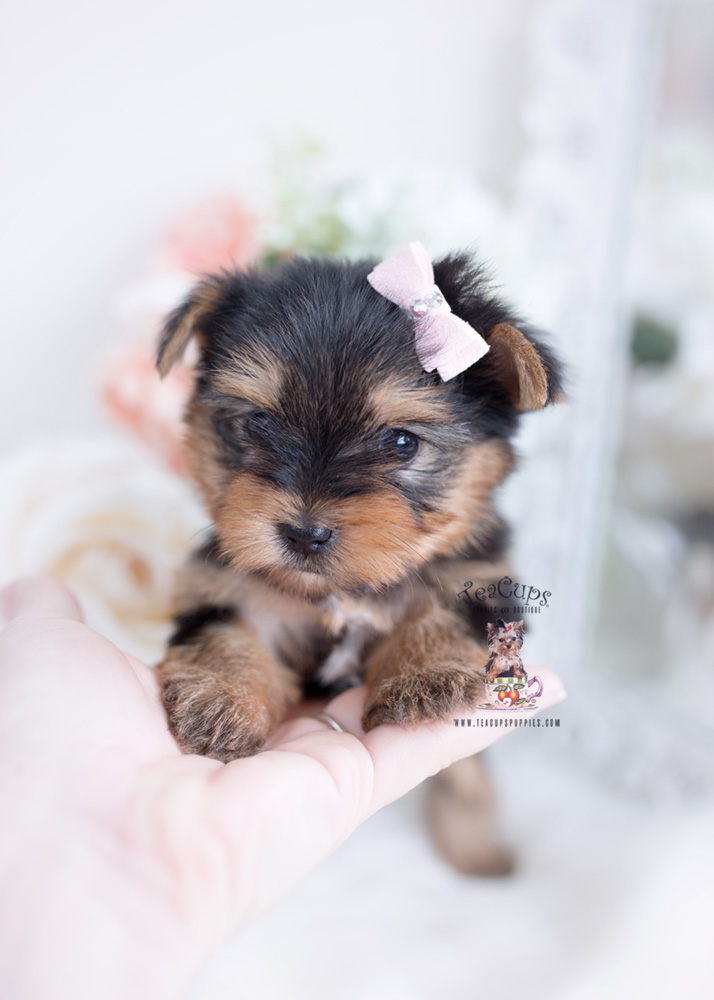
1, 0, 713, 997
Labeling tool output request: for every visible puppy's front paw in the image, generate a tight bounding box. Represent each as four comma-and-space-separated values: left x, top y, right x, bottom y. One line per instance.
361, 668, 485, 732
161, 672, 272, 761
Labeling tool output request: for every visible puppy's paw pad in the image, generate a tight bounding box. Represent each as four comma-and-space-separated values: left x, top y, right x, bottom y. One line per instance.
162, 676, 271, 761
362, 670, 484, 731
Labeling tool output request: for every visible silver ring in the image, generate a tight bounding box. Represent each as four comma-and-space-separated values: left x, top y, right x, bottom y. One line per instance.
314, 711, 346, 733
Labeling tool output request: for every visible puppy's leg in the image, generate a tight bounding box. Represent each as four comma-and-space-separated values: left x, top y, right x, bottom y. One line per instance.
485, 657, 501, 684
425, 754, 515, 876
361, 606, 486, 731
158, 610, 299, 761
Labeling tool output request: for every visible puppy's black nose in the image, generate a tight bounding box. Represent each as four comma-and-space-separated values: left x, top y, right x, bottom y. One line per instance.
279, 523, 334, 558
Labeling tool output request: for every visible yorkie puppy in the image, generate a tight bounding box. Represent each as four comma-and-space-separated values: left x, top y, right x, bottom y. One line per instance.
484, 619, 526, 683
155, 243, 562, 871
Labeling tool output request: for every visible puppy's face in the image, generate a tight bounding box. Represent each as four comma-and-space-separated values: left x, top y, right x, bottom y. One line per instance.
158, 256, 562, 599
487, 620, 525, 653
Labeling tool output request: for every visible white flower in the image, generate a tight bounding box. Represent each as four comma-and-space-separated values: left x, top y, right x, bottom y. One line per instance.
334, 166, 508, 264
0, 436, 209, 663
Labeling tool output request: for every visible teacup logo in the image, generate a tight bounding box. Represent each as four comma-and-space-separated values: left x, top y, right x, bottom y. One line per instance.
478, 618, 544, 711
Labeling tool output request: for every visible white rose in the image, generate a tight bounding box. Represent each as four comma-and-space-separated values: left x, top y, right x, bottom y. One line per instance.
0, 436, 209, 663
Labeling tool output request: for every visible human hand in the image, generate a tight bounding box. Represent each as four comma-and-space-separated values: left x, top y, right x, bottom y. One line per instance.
0, 578, 564, 1000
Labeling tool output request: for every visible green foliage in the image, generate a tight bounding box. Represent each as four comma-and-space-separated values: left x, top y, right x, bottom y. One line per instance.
630, 313, 679, 366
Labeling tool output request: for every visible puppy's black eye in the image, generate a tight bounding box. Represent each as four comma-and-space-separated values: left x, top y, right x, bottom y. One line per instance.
379, 428, 419, 461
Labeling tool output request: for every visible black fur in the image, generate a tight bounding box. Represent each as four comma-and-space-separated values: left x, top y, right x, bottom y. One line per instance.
156, 249, 566, 756
449, 518, 511, 564
166, 254, 563, 524
168, 605, 239, 647
433, 253, 564, 412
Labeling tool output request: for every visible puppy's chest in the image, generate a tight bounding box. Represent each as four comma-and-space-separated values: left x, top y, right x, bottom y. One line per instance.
491, 647, 523, 666
241, 588, 416, 686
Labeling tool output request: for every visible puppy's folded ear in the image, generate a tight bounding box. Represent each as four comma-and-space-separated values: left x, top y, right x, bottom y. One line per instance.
484, 323, 561, 412
432, 254, 565, 411
157, 274, 231, 377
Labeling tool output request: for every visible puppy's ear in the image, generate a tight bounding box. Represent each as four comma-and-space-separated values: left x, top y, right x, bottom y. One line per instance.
486, 622, 499, 640
432, 254, 565, 410
484, 324, 556, 412
157, 275, 228, 378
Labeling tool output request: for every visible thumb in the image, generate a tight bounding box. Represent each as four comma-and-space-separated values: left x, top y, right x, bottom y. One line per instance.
0, 577, 85, 625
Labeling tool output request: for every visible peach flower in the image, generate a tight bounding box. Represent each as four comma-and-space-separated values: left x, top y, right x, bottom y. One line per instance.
102, 343, 193, 475
103, 196, 259, 469
153, 195, 259, 276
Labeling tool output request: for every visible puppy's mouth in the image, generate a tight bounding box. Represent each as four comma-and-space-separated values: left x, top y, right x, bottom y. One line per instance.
280, 555, 334, 584
255, 559, 342, 603
214, 481, 429, 599
223, 534, 412, 603
255, 541, 395, 602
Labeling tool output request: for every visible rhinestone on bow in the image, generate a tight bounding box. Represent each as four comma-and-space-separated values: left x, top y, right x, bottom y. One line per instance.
408, 287, 444, 319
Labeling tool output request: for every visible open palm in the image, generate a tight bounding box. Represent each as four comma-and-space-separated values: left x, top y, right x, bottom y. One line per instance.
0, 578, 564, 1000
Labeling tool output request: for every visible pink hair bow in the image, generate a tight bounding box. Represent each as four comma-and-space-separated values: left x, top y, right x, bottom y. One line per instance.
367, 241, 490, 381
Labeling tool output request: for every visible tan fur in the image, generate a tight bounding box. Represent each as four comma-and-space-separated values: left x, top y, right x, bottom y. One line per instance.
486, 323, 549, 412
171, 549, 429, 684
361, 604, 488, 730
215, 473, 426, 599
183, 400, 232, 513
425, 556, 512, 596
417, 440, 514, 560
155, 260, 562, 879
158, 279, 224, 377
173, 553, 243, 614
169, 404, 515, 758
368, 379, 452, 425
189, 438, 512, 603
157, 624, 300, 760
320, 587, 429, 637
425, 756, 515, 876
326, 491, 427, 592
212, 346, 285, 410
